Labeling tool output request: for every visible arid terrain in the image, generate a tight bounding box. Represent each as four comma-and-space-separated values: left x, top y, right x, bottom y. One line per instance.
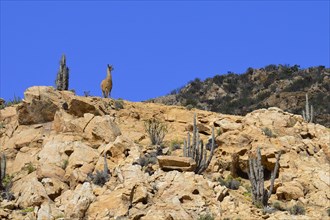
0, 86, 329, 219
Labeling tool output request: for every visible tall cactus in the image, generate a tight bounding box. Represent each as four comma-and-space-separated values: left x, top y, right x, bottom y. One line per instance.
183, 113, 215, 174
0, 153, 6, 190
302, 93, 313, 123
248, 147, 281, 207
55, 54, 69, 90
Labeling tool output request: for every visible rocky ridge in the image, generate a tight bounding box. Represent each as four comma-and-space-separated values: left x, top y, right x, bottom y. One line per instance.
150, 65, 330, 127
0, 86, 329, 219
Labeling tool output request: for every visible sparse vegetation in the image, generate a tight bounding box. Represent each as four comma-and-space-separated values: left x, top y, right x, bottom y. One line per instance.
183, 113, 215, 174
0, 95, 22, 109
289, 204, 305, 215
25, 162, 36, 174
84, 91, 91, 97
21, 207, 34, 214
1, 154, 14, 201
144, 118, 168, 145
218, 175, 241, 190
150, 65, 330, 127
170, 139, 183, 151
114, 99, 124, 110
197, 213, 214, 220
87, 154, 110, 186
262, 127, 276, 138
137, 154, 157, 168
272, 201, 286, 211
327, 207, 330, 216
61, 159, 69, 170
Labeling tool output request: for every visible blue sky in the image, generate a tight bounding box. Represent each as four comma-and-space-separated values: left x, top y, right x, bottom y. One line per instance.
1, 1, 329, 102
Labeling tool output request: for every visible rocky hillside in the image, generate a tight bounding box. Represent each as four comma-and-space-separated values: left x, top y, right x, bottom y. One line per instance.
0, 86, 330, 219
150, 65, 330, 127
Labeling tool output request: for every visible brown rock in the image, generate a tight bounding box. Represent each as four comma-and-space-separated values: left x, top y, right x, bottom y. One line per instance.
84, 115, 121, 144
276, 181, 304, 200
157, 155, 196, 172
86, 188, 129, 219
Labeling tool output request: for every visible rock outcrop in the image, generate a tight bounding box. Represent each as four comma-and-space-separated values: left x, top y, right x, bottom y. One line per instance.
0, 86, 329, 220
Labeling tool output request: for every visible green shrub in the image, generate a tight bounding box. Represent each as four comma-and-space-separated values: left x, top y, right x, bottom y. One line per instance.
262, 127, 276, 138
327, 208, 330, 216
137, 155, 157, 168
170, 139, 182, 151
26, 162, 36, 174
61, 160, 69, 170
289, 204, 305, 215
197, 213, 214, 220
218, 175, 240, 190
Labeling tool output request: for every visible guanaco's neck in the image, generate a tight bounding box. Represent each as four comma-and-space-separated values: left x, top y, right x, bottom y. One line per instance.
106, 68, 112, 80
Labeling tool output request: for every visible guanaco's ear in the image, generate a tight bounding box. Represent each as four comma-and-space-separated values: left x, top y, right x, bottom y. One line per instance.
107, 64, 110, 68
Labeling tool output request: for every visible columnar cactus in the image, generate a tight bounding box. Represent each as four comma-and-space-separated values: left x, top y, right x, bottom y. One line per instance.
55, 54, 69, 90
0, 153, 6, 190
248, 147, 281, 207
302, 93, 313, 123
183, 113, 215, 174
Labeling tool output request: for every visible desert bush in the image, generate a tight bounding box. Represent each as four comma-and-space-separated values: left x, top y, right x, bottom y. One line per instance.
327, 208, 330, 216
61, 159, 69, 170
218, 175, 240, 190
114, 99, 124, 110
272, 201, 286, 211
262, 127, 276, 138
83, 91, 91, 97
137, 155, 157, 167
197, 213, 214, 220
25, 162, 36, 174
144, 118, 168, 145
289, 204, 305, 215
87, 154, 110, 186
170, 139, 183, 151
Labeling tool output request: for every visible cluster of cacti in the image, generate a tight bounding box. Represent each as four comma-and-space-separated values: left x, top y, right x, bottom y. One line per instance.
248, 147, 281, 207
183, 113, 215, 174
302, 93, 313, 123
55, 54, 69, 91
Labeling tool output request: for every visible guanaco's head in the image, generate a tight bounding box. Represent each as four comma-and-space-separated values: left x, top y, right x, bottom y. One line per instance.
107, 64, 114, 72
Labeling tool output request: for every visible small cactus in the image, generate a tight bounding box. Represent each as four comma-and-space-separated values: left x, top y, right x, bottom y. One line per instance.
183, 113, 215, 174
55, 54, 69, 91
302, 93, 313, 123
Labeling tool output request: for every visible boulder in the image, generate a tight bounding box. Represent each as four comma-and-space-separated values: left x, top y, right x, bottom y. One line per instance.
86, 188, 129, 219
84, 115, 121, 144
276, 181, 304, 200
55, 182, 95, 219
12, 173, 50, 208
157, 155, 196, 172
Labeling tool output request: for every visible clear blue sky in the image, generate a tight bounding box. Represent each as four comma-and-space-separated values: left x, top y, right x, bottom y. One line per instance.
1, 1, 329, 102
